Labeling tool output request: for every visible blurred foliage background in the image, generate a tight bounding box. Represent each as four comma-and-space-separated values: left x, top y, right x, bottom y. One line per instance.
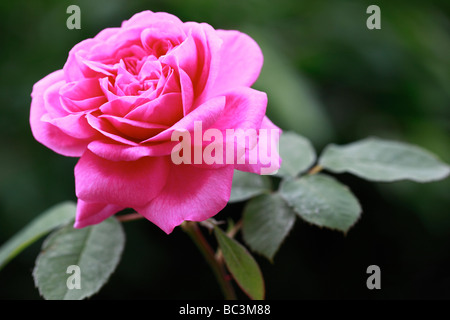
0, 0, 449, 299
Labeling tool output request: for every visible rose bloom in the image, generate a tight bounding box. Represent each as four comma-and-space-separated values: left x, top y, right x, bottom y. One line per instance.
30, 11, 281, 233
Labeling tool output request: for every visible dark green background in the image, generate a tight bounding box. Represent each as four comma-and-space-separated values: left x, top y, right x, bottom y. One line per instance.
1, 0, 449, 299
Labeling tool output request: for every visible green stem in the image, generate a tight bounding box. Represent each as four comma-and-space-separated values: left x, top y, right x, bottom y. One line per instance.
308, 164, 323, 175
227, 219, 242, 239
181, 221, 237, 300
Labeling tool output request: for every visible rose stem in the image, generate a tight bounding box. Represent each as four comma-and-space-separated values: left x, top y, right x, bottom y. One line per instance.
227, 219, 242, 239
181, 221, 237, 300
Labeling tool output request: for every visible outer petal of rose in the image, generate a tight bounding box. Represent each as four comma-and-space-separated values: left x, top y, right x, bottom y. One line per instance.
63, 38, 99, 82
137, 164, 234, 234
75, 150, 170, 207
208, 30, 263, 97
43, 79, 69, 118
88, 140, 178, 161
214, 87, 267, 131
234, 116, 282, 175
30, 70, 89, 157
74, 199, 123, 228
60, 78, 106, 112
44, 113, 99, 140
60, 78, 104, 100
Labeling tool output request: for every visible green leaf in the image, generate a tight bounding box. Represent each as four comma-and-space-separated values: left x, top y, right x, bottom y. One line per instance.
229, 170, 272, 203
33, 217, 125, 300
275, 132, 316, 178
280, 174, 362, 232
0, 201, 76, 270
242, 194, 296, 261
214, 226, 265, 300
319, 137, 450, 182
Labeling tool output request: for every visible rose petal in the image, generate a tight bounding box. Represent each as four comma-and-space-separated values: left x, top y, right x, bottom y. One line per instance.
43, 79, 69, 118
74, 199, 123, 228
88, 29, 142, 62
88, 140, 177, 161
138, 57, 161, 81
208, 30, 263, 97
99, 77, 119, 101
159, 66, 180, 95
60, 78, 106, 112
234, 116, 282, 175
99, 95, 147, 117
86, 113, 139, 146
161, 39, 197, 114
161, 35, 197, 87
115, 44, 148, 62
214, 87, 267, 131
100, 114, 168, 141
163, 23, 222, 111
75, 150, 170, 207
185, 87, 267, 169
77, 57, 117, 78
44, 113, 99, 140
125, 92, 183, 126
64, 29, 142, 82
63, 38, 99, 82
178, 68, 194, 115
30, 70, 89, 156
140, 23, 184, 56
114, 62, 142, 96
60, 78, 104, 101
137, 163, 234, 234
143, 95, 225, 143
61, 96, 106, 113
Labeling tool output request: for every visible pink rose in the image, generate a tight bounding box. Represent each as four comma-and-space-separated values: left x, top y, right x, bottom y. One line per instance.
30, 11, 281, 233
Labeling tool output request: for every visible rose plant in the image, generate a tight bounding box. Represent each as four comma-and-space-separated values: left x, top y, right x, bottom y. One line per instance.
0, 10, 449, 300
